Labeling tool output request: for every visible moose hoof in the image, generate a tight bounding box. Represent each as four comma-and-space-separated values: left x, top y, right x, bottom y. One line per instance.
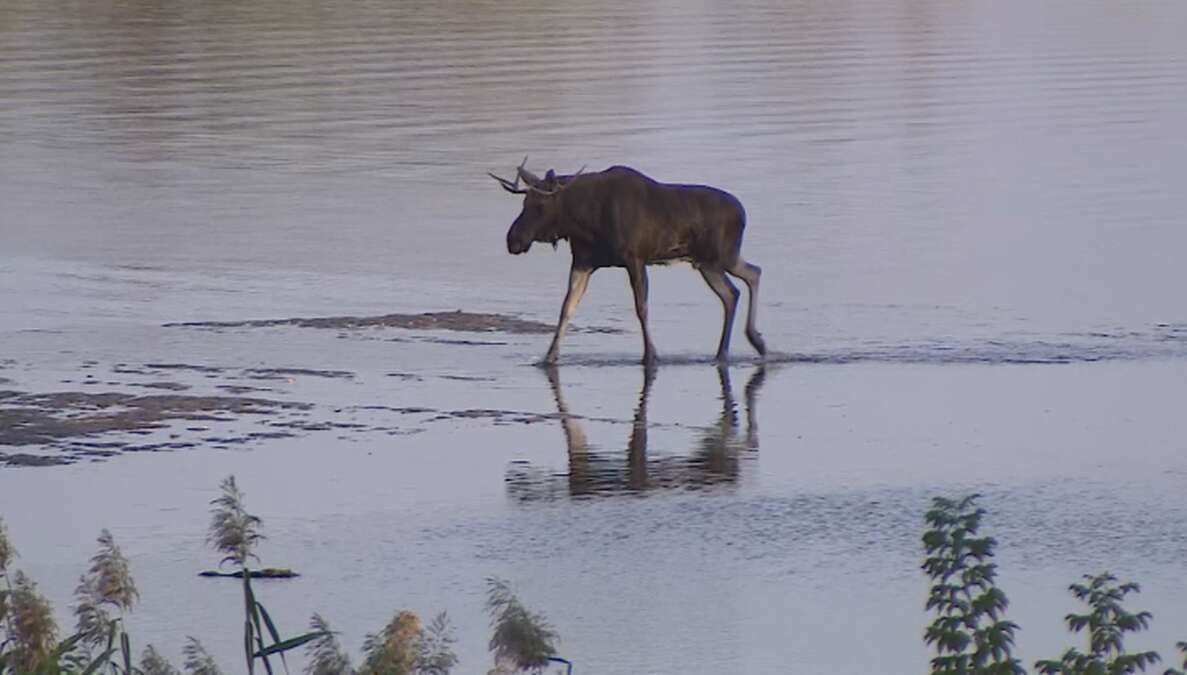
749, 333, 767, 358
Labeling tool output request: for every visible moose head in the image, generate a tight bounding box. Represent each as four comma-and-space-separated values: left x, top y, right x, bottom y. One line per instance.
489, 158, 581, 254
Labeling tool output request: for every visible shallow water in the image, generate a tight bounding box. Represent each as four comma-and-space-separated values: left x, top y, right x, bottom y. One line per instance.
2, 1, 1187, 673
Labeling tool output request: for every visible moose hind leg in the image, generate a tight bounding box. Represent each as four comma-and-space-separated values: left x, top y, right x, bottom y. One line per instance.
626, 262, 657, 366
699, 266, 740, 362
727, 258, 767, 357
544, 266, 593, 364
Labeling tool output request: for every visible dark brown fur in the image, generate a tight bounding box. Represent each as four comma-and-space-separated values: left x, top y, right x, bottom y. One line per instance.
495, 164, 767, 366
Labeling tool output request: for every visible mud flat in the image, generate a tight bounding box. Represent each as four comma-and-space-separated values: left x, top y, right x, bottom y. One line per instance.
164, 310, 621, 335
0, 308, 625, 466
0, 389, 312, 466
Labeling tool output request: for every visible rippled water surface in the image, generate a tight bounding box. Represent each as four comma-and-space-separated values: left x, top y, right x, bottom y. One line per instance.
2, 2, 1186, 673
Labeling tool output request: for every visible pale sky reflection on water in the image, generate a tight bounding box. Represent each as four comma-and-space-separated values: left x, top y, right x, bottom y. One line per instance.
1, 1, 1186, 673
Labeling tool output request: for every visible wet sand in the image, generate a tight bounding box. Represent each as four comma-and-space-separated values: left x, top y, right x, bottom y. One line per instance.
0, 314, 634, 468
164, 309, 621, 335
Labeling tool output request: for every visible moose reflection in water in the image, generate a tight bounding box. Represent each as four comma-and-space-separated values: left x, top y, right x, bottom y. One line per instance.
506, 365, 767, 501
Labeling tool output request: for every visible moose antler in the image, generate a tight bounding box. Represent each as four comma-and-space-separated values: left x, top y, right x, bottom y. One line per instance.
490, 157, 584, 196
523, 165, 587, 196
488, 156, 530, 194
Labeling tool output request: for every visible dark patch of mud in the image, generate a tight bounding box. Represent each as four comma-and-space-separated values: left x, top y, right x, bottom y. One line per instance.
242, 368, 355, 380
123, 441, 198, 453
112, 364, 154, 375
164, 310, 621, 335
0, 452, 73, 467
430, 408, 564, 425
1, 368, 608, 467
0, 390, 311, 447
421, 337, 509, 346
128, 382, 191, 391
268, 420, 367, 432
217, 384, 276, 395
143, 362, 225, 373
348, 404, 436, 415
385, 372, 422, 381
385, 373, 493, 383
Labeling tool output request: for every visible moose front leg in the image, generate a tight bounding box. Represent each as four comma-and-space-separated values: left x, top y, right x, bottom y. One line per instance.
543, 265, 593, 365
626, 262, 658, 366
699, 266, 740, 363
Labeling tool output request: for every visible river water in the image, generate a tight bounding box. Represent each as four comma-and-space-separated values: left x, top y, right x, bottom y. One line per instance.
2, 1, 1186, 673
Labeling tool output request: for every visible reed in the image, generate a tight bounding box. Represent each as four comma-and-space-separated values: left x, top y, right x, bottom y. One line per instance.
181, 637, 223, 675
302, 615, 351, 675
485, 578, 561, 674
207, 475, 326, 675
140, 644, 180, 675
10, 476, 1187, 675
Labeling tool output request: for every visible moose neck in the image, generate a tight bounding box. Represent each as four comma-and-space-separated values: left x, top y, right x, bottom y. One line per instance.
550, 177, 598, 243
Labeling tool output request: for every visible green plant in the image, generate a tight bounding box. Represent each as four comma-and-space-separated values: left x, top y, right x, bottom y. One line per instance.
303, 614, 352, 675
416, 613, 459, 675
485, 578, 561, 674
1164, 642, 1187, 675
922, 494, 1025, 675
207, 475, 326, 675
0, 519, 162, 669
3, 570, 60, 673
182, 636, 224, 675
73, 529, 140, 673
350, 610, 456, 675
1, 516, 77, 675
1, 479, 466, 675
361, 610, 423, 675
1035, 573, 1162, 674
139, 644, 180, 675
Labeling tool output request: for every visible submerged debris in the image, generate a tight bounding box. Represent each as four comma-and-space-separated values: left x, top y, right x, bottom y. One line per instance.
197, 567, 298, 579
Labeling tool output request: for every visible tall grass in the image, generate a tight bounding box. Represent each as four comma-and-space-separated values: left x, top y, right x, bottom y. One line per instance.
181, 637, 223, 675
139, 645, 179, 675
485, 579, 560, 674
207, 476, 326, 675
6, 481, 1187, 674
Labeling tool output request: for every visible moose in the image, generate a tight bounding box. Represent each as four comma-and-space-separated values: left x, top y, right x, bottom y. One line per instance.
489, 160, 767, 366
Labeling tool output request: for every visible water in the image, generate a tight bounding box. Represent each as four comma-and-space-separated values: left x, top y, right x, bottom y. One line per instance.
2, 1, 1187, 673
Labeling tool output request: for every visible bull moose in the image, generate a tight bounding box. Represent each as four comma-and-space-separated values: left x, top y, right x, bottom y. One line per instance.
490, 160, 767, 366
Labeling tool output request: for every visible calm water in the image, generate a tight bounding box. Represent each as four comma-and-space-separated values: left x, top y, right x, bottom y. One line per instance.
2, 1, 1187, 673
